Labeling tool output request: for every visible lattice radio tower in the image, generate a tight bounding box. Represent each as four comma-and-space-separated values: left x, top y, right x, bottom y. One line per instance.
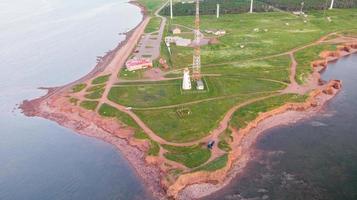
192, 0, 202, 80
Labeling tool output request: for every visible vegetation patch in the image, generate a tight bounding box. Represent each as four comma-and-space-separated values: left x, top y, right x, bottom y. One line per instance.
92, 74, 110, 85
194, 154, 228, 172
69, 97, 79, 105
231, 94, 308, 129
86, 84, 105, 92
80, 100, 99, 111
85, 88, 105, 99
71, 83, 86, 93
218, 129, 233, 152
162, 144, 211, 168
145, 17, 162, 33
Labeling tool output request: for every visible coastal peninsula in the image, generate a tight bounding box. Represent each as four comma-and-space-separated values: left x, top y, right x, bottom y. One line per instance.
21, 0, 357, 199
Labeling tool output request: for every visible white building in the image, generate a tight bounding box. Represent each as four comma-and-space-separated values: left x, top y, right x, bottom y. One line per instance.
125, 58, 152, 71
196, 79, 204, 90
172, 27, 181, 35
182, 68, 192, 90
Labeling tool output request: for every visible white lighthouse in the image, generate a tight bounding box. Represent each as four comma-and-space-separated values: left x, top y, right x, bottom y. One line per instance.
182, 68, 192, 90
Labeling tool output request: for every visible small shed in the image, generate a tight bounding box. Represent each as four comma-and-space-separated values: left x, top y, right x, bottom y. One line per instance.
172, 27, 181, 35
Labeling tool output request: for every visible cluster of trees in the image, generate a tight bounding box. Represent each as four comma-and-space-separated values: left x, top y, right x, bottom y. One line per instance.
160, 0, 357, 16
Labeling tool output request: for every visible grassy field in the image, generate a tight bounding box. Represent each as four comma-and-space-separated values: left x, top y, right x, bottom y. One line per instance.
134, 92, 276, 143
295, 44, 337, 84
162, 144, 211, 168
80, 100, 98, 111
109, 77, 285, 108
162, 9, 357, 70
137, 0, 166, 15
95, 8, 357, 173
145, 17, 162, 33
194, 154, 228, 172
71, 83, 86, 93
92, 74, 110, 85
230, 94, 307, 129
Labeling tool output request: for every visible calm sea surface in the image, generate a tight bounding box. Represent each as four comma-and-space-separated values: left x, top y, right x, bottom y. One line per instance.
205, 55, 357, 200
0, 0, 153, 199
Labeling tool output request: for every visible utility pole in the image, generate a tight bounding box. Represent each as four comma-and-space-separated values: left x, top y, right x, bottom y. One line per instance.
216, 4, 220, 18
170, 0, 173, 19
329, 0, 335, 9
250, 0, 254, 13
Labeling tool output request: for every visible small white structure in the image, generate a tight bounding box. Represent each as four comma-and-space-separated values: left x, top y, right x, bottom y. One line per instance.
205, 29, 226, 36
125, 58, 152, 71
196, 80, 204, 90
165, 36, 191, 47
292, 11, 305, 15
172, 27, 181, 35
182, 68, 192, 90
216, 4, 220, 18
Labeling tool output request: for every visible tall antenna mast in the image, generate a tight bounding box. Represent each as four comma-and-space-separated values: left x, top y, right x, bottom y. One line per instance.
192, 0, 201, 80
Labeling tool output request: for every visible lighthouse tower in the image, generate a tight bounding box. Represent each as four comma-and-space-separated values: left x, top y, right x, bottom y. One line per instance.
182, 68, 192, 90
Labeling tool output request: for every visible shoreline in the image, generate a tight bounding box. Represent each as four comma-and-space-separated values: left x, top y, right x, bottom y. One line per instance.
175, 50, 357, 199
18, 2, 357, 199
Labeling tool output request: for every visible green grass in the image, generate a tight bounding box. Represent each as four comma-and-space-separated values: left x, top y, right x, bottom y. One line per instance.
85, 88, 105, 100
71, 83, 86, 93
137, 0, 166, 15
92, 75, 110, 85
69, 97, 79, 105
98, 103, 160, 156
194, 154, 228, 172
163, 9, 357, 72
98, 103, 140, 129
231, 94, 308, 129
109, 76, 285, 108
145, 17, 162, 33
80, 100, 99, 111
134, 92, 275, 143
295, 44, 336, 84
218, 129, 233, 152
162, 144, 211, 168
86, 84, 105, 92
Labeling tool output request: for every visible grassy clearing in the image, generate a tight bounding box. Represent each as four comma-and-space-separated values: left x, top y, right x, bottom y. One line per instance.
230, 94, 308, 129
134, 92, 275, 143
92, 74, 110, 85
80, 100, 99, 111
162, 144, 211, 168
69, 97, 79, 105
162, 9, 357, 72
295, 44, 336, 84
98, 104, 159, 156
109, 77, 285, 108
85, 88, 105, 100
137, 0, 166, 15
218, 129, 233, 152
98, 103, 140, 129
71, 83, 86, 93
86, 84, 105, 92
194, 154, 228, 172
145, 17, 162, 33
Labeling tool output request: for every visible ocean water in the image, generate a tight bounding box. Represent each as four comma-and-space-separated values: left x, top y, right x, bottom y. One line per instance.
0, 0, 152, 199
205, 55, 357, 200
